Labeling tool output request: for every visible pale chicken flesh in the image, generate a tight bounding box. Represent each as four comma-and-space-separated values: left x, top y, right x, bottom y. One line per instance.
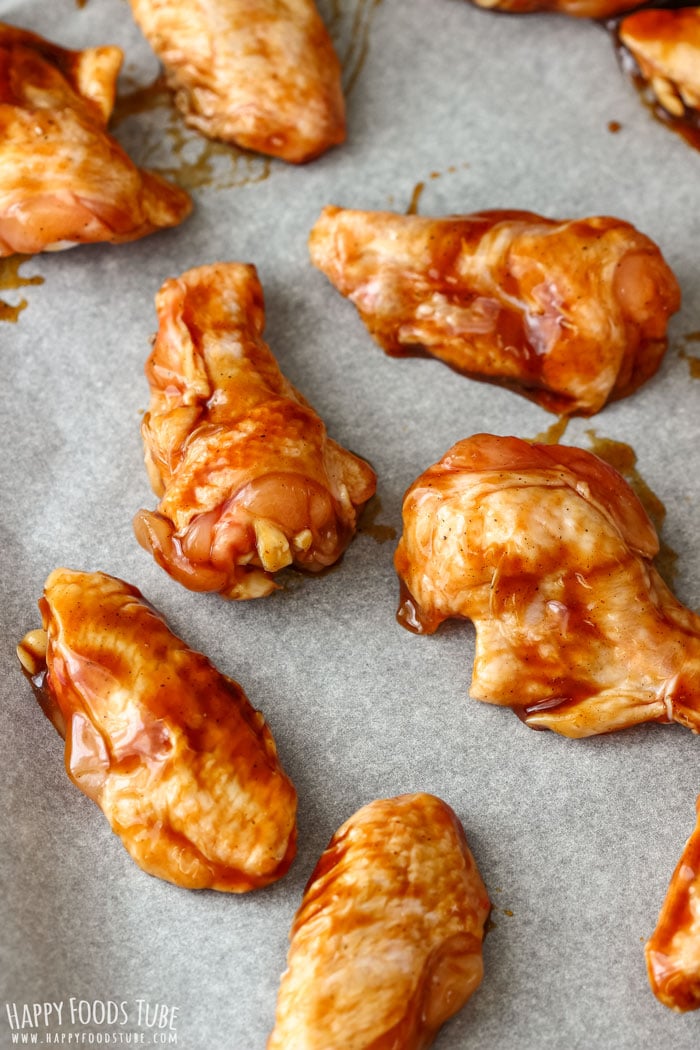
0, 23, 191, 257
619, 8, 700, 119
267, 793, 490, 1050
394, 434, 700, 738
646, 795, 700, 1012
16, 569, 297, 891
133, 263, 376, 599
127, 0, 345, 163
309, 206, 680, 416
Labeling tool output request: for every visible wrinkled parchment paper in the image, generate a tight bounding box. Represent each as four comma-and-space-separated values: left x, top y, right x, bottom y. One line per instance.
2, 1, 699, 1047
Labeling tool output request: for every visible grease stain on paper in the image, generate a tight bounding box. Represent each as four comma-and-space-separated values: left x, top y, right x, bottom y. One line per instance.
534, 416, 570, 445
359, 497, 397, 544
678, 331, 700, 379
403, 165, 470, 215
585, 430, 678, 583
112, 75, 271, 191
328, 0, 384, 96
0, 256, 44, 324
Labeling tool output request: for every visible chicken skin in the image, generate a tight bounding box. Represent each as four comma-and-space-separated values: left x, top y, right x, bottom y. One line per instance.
16, 569, 297, 891
646, 795, 700, 1012
268, 793, 490, 1050
394, 434, 700, 738
0, 24, 191, 257
619, 8, 700, 120
309, 206, 680, 416
127, 0, 345, 164
468, 0, 641, 17
133, 263, 376, 599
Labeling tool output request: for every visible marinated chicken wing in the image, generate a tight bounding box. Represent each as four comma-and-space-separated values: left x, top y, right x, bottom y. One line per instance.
394, 434, 700, 738
468, 0, 641, 17
619, 8, 700, 119
127, 0, 345, 163
309, 207, 680, 416
0, 24, 191, 257
646, 795, 700, 1012
133, 263, 376, 599
16, 569, 297, 890
268, 793, 490, 1050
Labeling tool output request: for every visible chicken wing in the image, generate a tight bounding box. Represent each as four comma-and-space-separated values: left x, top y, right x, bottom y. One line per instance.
468, 0, 642, 17
127, 0, 345, 164
309, 206, 680, 416
619, 8, 700, 120
267, 793, 490, 1050
133, 262, 376, 599
16, 569, 297, 891
646, 795, 700, 1012
0, 24, 191, 257
394, 434, 700, 738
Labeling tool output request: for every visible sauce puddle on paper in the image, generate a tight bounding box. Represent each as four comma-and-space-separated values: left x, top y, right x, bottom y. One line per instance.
0, 256, 44, 324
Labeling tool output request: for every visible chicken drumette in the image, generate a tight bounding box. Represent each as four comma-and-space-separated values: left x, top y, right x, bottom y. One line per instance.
0, 23, 191, 256
268, 793, 490, 1050
133, 262, 376, 599
646, 795, 700, 1012
395, 434, 700, 738
127, 0, 345, 163
309, 207, 680, 416
16, 569, 297, 890
619, 7, 700, 121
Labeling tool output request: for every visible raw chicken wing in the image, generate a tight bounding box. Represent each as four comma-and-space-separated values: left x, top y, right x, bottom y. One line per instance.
395, 434, 700, 738
16, 569, 297, 891
0, 23, 191, 256
619, 8, 700, 119
128, 0, 345, 163
267, 793, 490, 1050
133, 263, 376, 599
309, 206, 680, 416
646, 795, 700, 1011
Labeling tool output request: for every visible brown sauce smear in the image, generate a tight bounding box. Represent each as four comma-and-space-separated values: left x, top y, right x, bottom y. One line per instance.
0, 256, 44, 324
533, 416, 570, 445
112, 76, 271, 191
678, 331, 700, 379
336, 0, 384, 96
359, 497, 397, 543
585, 429, 678, 583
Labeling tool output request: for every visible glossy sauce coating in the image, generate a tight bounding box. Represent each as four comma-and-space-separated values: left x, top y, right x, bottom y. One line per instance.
134, 262, 376, 599
646, 795, 700, 1012
16, 569, 297, 890
267, 793, 490, 1050
619, 8, 700, 119
127, 0, 345, 163
0, 23, 191, 256
469, 0, 641, 16
309, 207, 680, 416
394, 434, 700, 738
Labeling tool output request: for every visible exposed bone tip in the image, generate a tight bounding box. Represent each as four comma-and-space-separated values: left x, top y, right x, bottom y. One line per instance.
17, 628, 48, 677
253, 519, 294, 572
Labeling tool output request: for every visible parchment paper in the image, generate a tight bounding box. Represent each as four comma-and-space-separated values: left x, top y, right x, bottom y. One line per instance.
2, 1, 699, 1047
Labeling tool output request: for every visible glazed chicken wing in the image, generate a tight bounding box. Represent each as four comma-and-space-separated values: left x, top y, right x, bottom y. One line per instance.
309, 206, 680, 416
0, 24, 191, 257
133, 263, 376, 599
619, 8, 700, 120
16, 569, 297, 891
127, 0, 345, 163
394, 434, 700, 738
268, 793, 490, 1050
468, 0, 642, 17
646, 795, 700, 1012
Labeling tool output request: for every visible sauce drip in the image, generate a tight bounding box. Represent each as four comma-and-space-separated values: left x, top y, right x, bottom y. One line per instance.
406, 181, 425, 216
533, 415, 570, 445
359, 497, 397, 543
585, 429, 677, 583
112, 76, 271, 191
0, 256, 44, 324
678, 331, 700, 379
